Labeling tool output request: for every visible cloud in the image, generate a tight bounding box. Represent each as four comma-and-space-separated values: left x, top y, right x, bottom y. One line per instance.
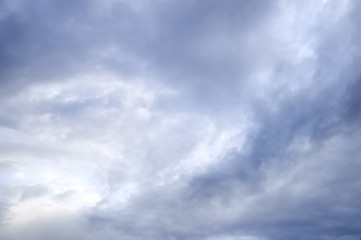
0, 0, 361, 240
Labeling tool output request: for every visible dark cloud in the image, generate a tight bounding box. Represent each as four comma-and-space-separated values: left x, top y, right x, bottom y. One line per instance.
0, 0, 276, 111
343, 77, 361, 123
0, 0, 139, 97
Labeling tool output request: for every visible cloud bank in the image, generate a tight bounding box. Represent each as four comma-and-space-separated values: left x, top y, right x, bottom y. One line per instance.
0, 0, 361, 239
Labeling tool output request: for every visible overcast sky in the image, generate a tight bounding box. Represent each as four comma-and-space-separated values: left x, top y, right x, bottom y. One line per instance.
1, 0, 361, 239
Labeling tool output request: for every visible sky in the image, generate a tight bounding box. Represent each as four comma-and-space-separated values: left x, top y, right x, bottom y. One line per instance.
0, 0, 361, 239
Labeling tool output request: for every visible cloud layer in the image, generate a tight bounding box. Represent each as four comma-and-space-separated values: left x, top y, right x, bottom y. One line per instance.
1, 0, 361, 239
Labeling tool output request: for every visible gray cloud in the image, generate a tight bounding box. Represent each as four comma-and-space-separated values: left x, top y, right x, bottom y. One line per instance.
0, 0, 361, 240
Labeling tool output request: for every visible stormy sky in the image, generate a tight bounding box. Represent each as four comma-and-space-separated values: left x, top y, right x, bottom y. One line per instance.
1, 0, 361, 239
